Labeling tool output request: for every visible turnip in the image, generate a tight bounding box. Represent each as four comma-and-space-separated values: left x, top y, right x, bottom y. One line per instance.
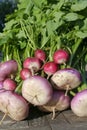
22, 75, 53, 106
0, 60, 18, 81
71, 89, 87, 117
20, 68, 32, 80
0, 90, 29, 123
23, 57, 41, 75
38, 90, 70, 119
53, 49, 69, 64
34, 49, 46, 62
3, 78, 17, 91
51, 68, 82, 91
43, 61, 58, 78
0, 81, 3, 89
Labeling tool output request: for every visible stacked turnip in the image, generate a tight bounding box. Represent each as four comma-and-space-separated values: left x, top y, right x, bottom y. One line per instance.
0, 60, 29, 124
20, 49, 82, 120
0, 48, 83, 124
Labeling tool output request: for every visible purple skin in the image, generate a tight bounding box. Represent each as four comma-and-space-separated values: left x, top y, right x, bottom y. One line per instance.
53, 49, 69, 64
39, 90, 71, 112
3, 78, 17, 91
0, 60, 18, 81
0, 81, 3, 89
43, 61, 58, 76
34, 49, 46, 62
62, 68, 82, 81
20, 68, 32, 80
51, 68, 82, 90
23, 57, 41, 74
71, 89, 87, 117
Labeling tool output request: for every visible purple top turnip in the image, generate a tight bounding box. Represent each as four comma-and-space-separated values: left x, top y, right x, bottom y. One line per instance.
0, 81, 3, 89
43, 61, 58, 77
71, 89, 87, 117
53, 49, 69, 64
34, 49, 46, 62
3, 78, 17, 91
0, 90, 29, 121
38, 90, 70, 119
22, 75, 53, 106
20, 68, 32, 80
51, 68, 82, 90
0, 60, 18, 81
23, 57, 41, 75
39, 90, 70, 112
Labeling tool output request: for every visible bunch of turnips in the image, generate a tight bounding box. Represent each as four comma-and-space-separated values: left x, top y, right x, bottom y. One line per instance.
0, 48, 86, 124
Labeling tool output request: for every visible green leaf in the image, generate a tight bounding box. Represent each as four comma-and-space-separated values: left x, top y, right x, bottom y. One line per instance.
75, 31, 87, 38
18, 41, 27, 49
81, 18, 87, 31
46, 20, 59, 36
32, 0, 47, 8
54, 11, 64, 21
16, 30, 26, 39
4, 19, 16, 31
71, 1, 87, 11
63, 13, 80, 21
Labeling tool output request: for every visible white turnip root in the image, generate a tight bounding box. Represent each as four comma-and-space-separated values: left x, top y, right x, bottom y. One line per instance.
0, 60, 18, 81
71, 89, 87, 117
0, 90, 29, 122
51, 68, 82, 90
22, 75, 53, 106
38, 90, 70, 119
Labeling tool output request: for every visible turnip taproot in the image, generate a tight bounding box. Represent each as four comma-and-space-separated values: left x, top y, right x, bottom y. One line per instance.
71, 89, 87, 117
22, 75, 53, 106
53, 49, 69, 64
51, 68, 82, 90
0, 60, 18, 81
38, 90, 70, 119
0, 90, 29, 122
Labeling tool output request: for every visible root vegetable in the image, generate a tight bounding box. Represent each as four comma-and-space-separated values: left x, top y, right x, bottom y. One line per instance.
53, 49, 69, 64
71, 89, 87, 117
43, 61, 58, 77
38, 90, 70, 119
0, 81, 3, 89
3, 78, 17, 91
0, 90, 29, 122
34, 49, 46, 62
51, 68, 82, 90
22, 75, 53, 106
20, 68, 32, 80
0, 60, 18, 81
23, 57, 41, 75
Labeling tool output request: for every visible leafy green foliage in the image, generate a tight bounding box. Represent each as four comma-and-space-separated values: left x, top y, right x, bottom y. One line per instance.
0, 0, 87, 73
